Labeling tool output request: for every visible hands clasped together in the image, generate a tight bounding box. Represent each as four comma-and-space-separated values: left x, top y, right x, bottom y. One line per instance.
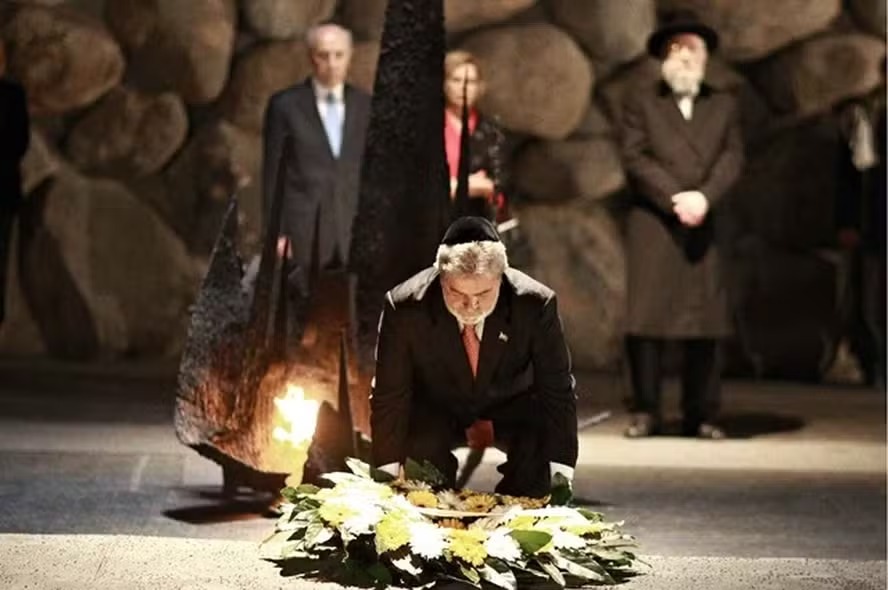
671, 190, 709, 227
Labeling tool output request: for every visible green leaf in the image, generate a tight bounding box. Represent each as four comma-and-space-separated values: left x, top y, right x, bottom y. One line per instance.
345, 457, 372, 479
370, 467, 396, 483
550, 554, 612, 583
459, 564, 482, 587
575, 508, 603, 522
480, 564, 517, 590
403, 458, 447, 486
366, 562, 394, 585
590, 548, 632, 562
536, 559, 566, 587
302, 522, 334, 549
549, 473, 573, 506
281, 484, 320, 503
510, 530, 553, 554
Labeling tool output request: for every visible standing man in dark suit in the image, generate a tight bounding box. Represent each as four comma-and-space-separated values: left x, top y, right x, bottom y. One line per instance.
371, 217, 577, 498
0, 39, 30, 325
620, 12, 744, 439
261, 23, 371, 337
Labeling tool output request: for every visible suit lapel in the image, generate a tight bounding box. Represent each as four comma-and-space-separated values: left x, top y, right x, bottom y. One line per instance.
338, 85, 360, 165
473, 283, 511, 398
429, 281, 475, 397
687, 91, 716, 149
297, 80, 336, 161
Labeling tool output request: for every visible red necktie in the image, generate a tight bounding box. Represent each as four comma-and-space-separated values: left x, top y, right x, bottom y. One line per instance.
462, 325, 494, 450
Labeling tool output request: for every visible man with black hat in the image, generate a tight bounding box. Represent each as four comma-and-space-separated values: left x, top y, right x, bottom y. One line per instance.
370, 216, 577, 498
620, 12, 744, 439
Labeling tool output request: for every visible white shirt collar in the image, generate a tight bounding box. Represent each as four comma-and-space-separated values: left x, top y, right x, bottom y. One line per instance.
458, 319, 485, 341
312, 79, 345, 103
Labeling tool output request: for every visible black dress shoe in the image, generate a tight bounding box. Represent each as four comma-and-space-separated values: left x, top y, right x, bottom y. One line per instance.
624, 414, 660, 438
683, 422, 726, 439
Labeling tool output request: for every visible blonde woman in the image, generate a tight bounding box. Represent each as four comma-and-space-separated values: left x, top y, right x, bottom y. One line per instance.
443, 50, 509, 222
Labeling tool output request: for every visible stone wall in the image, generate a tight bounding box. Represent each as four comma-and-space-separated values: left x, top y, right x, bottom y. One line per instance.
0, 0, 884, 376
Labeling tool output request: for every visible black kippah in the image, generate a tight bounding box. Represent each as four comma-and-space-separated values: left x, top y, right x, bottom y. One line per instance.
440, 216, 501, 246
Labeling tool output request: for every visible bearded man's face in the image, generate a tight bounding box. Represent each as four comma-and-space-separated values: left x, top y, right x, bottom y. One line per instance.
661, 33, 708, 96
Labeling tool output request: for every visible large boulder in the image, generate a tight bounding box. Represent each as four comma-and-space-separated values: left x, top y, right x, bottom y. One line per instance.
348, 41, 381, 94
21, 130, 60, 196
514, 138, 625, 203
65, 86, 188, 178
462, 24, 592, 139
1, 5, 124, 115
158, 121, 263, 257
658, 0, 842, 62
849, 0, 887, 37
518, 201, 626, 369
16, 167, 201, 359
548, 0, 656, 66
445, 0, 537, 33
750, 34, 886, 117
339, 0, 388, 41
240, 0, 336, 40
105, 0, 236, 104
219, 39, 312, 133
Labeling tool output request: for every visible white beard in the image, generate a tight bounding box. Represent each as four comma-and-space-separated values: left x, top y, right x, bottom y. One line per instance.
445, 301, 495, 327
661, 56, 704, 97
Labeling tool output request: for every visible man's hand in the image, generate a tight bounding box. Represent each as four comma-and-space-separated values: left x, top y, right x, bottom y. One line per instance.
550, 472, 573, 506
276, 236, 292, 258
671, 190, 709, 227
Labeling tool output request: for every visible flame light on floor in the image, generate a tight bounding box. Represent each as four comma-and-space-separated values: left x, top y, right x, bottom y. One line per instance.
272, 385, 320, 447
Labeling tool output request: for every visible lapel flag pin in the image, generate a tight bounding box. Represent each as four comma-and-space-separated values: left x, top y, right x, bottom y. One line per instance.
498, 332, 508, 342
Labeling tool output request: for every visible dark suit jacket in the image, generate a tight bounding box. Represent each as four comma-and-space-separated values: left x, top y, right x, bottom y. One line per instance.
370, 266, 578, 468
0, 78, 30, 212
621, 80, 744, 337
262, 78, 371, 272
459, 114, 509, 220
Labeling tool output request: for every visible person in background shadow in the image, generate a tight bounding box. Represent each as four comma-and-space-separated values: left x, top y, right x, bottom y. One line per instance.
619, 11, 744, 439
832, 89, 886, 390
371, 216, 577, 499
0, 39, 29, 326
443, 50, 510, 224
261, 23, 371, 346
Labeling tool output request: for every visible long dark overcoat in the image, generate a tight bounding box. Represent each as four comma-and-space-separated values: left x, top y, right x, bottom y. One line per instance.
620, 80, 744, 338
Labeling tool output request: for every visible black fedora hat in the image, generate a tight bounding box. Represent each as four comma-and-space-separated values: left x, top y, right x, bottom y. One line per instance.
647, 10, 719, 57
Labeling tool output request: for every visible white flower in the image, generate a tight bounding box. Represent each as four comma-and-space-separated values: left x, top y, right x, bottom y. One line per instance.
407, 521, 447, 559
484, 529, 522, 562
546, 529, 587, 551
391, 556, 423, 577
341, 504, 384, 537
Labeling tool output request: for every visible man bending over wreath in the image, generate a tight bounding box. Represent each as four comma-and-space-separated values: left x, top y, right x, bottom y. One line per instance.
370, 216, 578, 499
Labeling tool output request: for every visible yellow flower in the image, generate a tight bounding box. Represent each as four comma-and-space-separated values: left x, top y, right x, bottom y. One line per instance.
447, 528, 489, 566
438, 518, 467, 530
406, 490, 439, 508
375, 513, 411, 554
460, 493, 498, 513
317, 500, 358, 526
508, 515, 537, 530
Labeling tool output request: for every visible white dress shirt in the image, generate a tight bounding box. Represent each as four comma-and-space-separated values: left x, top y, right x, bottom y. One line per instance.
677, 95, 694, 121
312, 79, 345, 120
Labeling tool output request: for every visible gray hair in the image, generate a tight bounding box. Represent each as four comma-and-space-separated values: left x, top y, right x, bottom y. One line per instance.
305, 23, 353, 51
435, 241, 509, 277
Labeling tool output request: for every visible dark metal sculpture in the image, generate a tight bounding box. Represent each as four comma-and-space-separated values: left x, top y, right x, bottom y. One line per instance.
176, 0, 454, 495
175, 138, 358, 494
349, 0, 452, 372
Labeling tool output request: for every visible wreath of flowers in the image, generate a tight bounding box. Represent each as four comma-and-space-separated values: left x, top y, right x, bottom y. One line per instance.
261, 459, 643, 588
